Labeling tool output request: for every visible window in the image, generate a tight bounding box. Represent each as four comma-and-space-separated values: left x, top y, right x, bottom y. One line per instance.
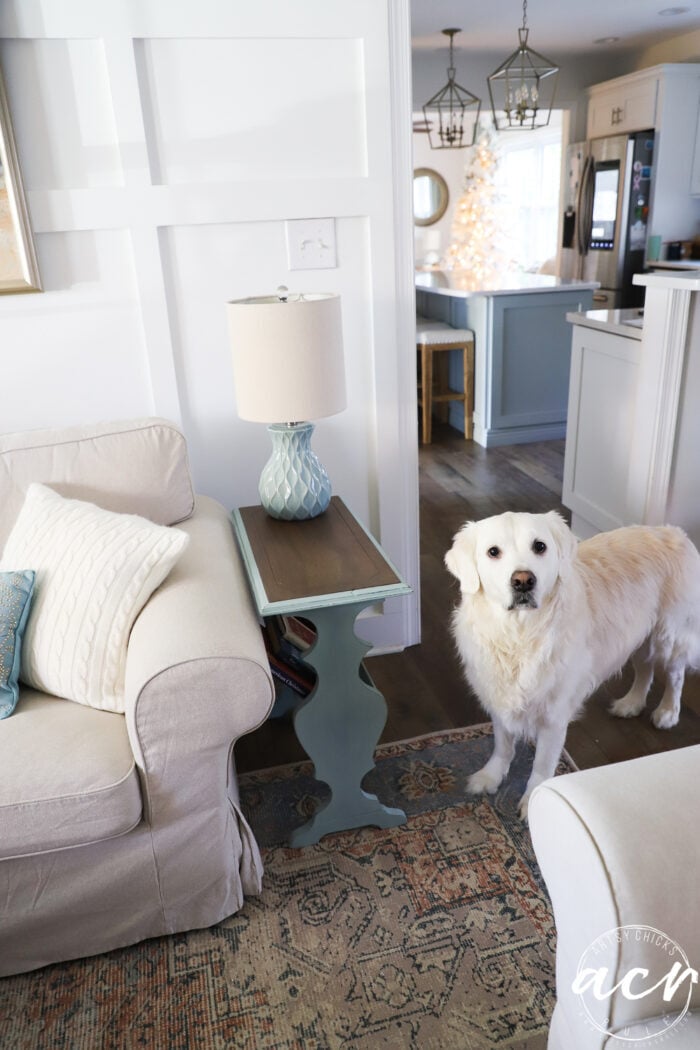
495, 113, 562, 273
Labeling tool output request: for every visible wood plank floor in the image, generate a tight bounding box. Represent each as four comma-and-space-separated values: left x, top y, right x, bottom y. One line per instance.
234, 423, 700, 773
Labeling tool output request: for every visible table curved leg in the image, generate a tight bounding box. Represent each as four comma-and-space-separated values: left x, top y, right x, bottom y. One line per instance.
290, 601, 407, 847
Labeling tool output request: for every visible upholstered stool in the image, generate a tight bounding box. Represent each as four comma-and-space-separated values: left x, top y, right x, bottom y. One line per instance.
416, 324, 475, 444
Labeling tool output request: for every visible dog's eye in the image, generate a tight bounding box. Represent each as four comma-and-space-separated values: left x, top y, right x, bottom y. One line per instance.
487, 546, 501, 559
532, 540, 547, 555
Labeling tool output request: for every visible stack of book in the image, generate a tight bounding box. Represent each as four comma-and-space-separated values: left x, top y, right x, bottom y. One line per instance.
261, 615, 317, 718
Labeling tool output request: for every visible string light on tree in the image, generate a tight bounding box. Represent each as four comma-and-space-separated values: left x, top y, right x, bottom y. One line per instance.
445, 126, 513, 289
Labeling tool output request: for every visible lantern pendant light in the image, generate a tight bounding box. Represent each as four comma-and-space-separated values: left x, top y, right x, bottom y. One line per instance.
422, 28, 481, 150
487, 0, 559, 130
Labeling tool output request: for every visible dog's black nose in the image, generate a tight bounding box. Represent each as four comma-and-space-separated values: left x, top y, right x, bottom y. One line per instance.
511, 570, 536, 593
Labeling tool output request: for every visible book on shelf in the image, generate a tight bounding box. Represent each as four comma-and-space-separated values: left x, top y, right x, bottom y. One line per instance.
280, 615, 316, 652
261, 616, 317, 701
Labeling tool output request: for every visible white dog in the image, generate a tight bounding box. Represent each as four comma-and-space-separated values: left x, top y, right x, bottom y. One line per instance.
445, 511, 700, 818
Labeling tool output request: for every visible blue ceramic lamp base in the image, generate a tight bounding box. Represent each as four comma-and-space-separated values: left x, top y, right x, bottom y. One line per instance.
259, 422, 332, 520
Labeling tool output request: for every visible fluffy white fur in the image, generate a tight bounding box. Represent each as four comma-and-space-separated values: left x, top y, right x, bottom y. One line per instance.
445, 511, 700, 819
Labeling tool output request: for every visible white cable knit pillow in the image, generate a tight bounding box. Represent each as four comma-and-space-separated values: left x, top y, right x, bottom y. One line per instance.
0, 483, 189, 712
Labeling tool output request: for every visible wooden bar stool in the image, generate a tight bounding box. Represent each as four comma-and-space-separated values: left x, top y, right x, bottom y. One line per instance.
416, 323, 475, 444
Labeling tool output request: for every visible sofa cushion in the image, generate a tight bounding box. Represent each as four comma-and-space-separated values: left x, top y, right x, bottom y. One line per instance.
0, 484, 189, 712
0, 570, 35, 719
0, 690, 142, 859
0, 417, 195, 548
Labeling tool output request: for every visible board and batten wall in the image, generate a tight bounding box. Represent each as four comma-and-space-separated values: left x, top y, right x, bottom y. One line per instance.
0, 0, 420, 651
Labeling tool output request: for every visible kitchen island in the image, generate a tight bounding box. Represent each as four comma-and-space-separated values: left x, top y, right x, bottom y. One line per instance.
416, 271, 598, 447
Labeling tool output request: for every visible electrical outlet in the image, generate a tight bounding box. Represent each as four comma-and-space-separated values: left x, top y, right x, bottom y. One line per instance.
286, 218, 337, 270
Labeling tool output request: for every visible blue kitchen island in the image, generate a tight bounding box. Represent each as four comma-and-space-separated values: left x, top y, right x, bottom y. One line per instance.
416, 270, 598, 447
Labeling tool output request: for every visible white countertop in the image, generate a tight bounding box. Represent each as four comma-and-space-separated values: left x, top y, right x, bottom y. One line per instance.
647, 260, 700, 271
415, 269, 600, 298
634, 269, 700, 291
566, 308, 644, 340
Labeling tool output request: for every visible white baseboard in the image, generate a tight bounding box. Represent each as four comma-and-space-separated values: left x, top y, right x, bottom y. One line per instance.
473, 422, 567, 448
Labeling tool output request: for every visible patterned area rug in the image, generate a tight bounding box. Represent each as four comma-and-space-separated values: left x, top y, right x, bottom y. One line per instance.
0, 724, 575, 1050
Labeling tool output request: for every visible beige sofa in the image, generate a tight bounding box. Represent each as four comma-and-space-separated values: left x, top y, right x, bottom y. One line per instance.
529, 746, 700, 1049
0, 418, 274, 976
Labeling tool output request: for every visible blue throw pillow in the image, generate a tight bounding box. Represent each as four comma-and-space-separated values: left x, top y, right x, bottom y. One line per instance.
0, 570, 35, 719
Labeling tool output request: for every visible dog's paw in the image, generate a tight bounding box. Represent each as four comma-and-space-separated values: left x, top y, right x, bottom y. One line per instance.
651, 705, 679, 730
610, 696, 645, 719
467, 768, 502, 796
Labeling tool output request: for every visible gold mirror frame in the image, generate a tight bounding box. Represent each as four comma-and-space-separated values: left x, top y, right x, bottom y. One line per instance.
0, 65, 41, 295
413, 168, 449, 227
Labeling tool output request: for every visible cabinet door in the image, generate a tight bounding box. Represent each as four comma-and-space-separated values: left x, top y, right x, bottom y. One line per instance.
563, 326, 641, 533
488, 294, 575, 432
587, 76, 658, 138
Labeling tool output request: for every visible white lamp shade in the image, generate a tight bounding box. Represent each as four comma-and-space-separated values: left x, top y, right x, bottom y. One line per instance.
227, 292, 346, 423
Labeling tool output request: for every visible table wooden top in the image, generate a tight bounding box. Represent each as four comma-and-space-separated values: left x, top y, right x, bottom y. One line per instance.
231, 497, 411, 616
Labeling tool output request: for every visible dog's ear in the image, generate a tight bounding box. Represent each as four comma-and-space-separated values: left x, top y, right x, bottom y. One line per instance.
545, 511, 578, 563
445, 524, 480, 594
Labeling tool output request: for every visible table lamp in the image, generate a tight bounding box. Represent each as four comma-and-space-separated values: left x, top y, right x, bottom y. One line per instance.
227, 288, 346, 520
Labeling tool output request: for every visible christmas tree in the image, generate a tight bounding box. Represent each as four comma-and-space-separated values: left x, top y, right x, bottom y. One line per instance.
445, 127, 512, 288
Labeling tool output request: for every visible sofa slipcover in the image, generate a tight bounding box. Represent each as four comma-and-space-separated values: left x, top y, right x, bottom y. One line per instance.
0, 418, 274, 975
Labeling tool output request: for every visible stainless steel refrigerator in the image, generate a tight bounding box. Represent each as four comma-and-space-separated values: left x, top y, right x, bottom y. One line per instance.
561, 131, 655, 309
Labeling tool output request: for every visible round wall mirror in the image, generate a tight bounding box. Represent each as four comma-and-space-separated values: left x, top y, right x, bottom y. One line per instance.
413, 168, 449, 227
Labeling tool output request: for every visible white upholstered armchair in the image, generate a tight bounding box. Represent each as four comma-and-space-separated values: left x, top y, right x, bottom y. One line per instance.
529, 746, 700, 1048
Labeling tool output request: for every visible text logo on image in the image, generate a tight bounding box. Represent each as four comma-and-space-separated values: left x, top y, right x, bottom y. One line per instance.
572, 925, 698, 1043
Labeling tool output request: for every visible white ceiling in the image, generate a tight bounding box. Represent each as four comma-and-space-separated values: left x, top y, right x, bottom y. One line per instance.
411, 0, 700, 55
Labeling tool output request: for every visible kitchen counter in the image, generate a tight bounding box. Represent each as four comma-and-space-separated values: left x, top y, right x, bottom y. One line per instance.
416, 271, 596, 447
415, 269, 599, 298
648, 260, 700, 271
566, 308, 644, 340
635, 269, 700, 292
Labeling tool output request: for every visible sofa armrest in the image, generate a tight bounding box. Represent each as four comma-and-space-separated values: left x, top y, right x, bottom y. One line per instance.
124, 493, 273, 743
529, 746, 700, 1049
121, 495, 274, 923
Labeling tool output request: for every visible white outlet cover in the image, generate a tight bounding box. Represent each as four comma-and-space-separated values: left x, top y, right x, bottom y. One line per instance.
286, 218, 337, 270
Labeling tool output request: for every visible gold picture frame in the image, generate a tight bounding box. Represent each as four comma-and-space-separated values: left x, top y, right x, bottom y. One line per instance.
0, 65, 41, 294
413, 167, 449, 227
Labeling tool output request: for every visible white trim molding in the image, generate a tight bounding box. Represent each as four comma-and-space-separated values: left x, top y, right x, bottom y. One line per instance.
629, 270, 700, 524
385, 0, 421, 647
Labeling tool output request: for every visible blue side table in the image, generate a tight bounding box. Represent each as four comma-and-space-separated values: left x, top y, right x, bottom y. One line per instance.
231, 497, 411, 847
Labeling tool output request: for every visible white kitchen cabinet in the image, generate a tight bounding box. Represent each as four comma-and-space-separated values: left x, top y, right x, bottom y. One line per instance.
564, 272, 700, 549
587, 72, 658, 138
587, 65, 700, 247
563, 321, 641, 537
